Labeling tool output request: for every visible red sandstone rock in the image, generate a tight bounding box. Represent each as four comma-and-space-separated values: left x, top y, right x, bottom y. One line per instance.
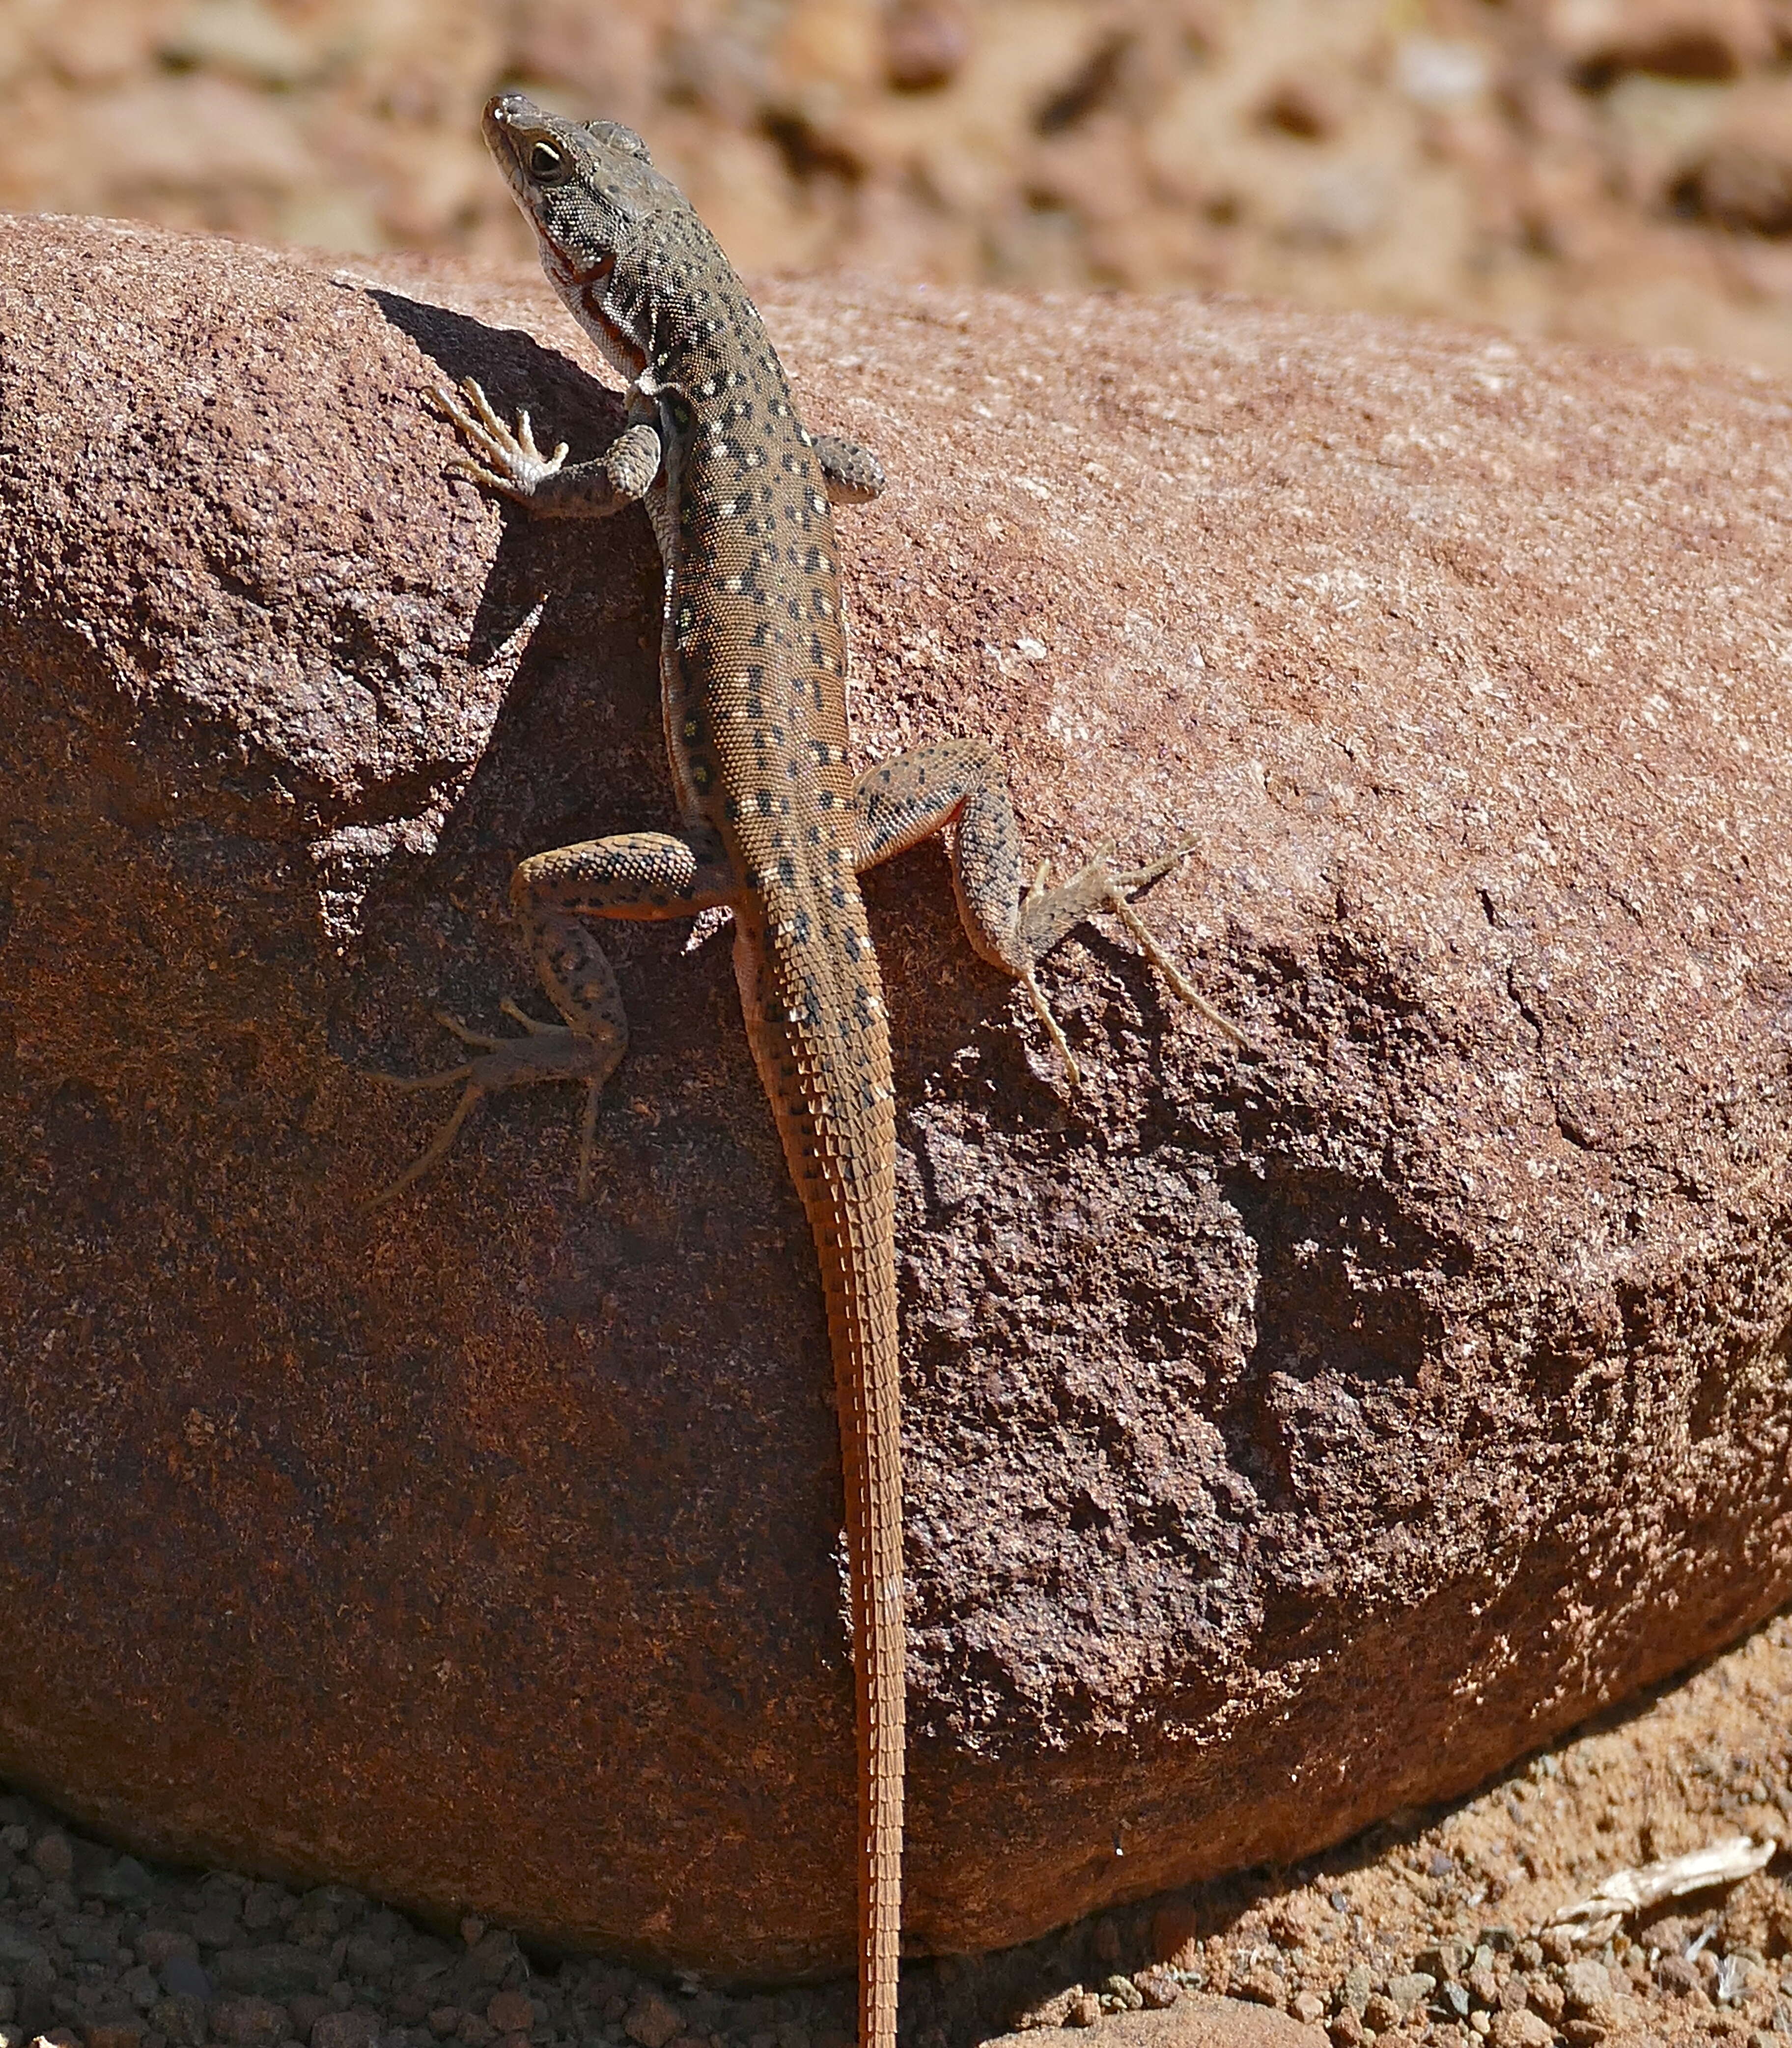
5, 215, 1792, 1977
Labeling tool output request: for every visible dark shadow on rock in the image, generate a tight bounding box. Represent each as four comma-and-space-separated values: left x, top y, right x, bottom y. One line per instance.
358, 284, 641, 665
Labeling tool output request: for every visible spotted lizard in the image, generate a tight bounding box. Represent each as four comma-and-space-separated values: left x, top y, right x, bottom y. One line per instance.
370, 88, 1240, 2048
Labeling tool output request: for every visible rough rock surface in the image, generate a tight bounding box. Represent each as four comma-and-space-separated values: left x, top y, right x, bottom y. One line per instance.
5, 214, 1792, 1979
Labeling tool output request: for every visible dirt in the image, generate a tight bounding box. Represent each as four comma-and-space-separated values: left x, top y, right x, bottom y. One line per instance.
5, 1612, 1792, 2048
12, 0, 1792, 370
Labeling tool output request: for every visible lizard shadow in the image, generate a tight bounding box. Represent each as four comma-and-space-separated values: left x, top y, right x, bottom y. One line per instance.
360, 284, 641, 665
343, 282, 730, 1164
338, 292, 859, 1802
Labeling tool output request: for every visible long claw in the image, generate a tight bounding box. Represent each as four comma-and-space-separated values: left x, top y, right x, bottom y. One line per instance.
1017, 839, 1251, 1077
429, 376, 569, 499
1022, 966, 1081, 1087
1103, 848, 1254, 1052
1110, 842, 1196, 893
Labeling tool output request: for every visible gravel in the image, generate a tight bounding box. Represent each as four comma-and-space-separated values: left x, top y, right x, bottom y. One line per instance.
8, 1613, 1792, 2048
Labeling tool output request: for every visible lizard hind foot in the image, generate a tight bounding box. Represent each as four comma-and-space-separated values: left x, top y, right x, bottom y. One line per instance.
1100, 847, 1251, 1050
1014, 843, 1251, 1074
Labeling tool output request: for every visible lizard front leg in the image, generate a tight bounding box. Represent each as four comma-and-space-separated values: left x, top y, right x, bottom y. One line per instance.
432, 377, 884, 514
428, 375, 664, 516
365, 828, 736, 1208
852, 740, 1245, 1081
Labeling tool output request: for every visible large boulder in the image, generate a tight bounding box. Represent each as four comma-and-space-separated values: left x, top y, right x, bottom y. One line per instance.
4, 214, 1792, 1978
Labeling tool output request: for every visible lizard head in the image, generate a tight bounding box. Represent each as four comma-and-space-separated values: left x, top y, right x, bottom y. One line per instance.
481, 90, 705, 384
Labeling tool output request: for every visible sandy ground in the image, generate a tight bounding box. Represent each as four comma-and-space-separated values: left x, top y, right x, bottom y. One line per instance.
9, 0, 1792, 369
5, 1612, 1792, 2048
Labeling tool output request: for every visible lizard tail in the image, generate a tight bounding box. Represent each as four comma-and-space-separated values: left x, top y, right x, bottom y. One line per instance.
735, 924, 904, 2048
823, 1207, 905, 2048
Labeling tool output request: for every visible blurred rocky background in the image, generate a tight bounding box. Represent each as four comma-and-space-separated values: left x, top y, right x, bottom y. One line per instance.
7, 0, 1792, 369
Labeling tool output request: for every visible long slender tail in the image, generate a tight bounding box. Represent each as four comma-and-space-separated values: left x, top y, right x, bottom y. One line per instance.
824, 1210, 905, 2048
737, 936, 905, 2048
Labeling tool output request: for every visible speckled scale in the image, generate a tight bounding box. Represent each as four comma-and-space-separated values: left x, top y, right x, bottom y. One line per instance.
408, 91, 1221, 2048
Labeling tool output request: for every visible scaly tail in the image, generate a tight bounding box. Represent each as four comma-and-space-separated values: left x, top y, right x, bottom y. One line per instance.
826, 1202, 904, 2048
736, 936, 904, 2048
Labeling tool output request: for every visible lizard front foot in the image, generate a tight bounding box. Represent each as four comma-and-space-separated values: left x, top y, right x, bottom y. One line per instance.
426, 376, 569, 501
360, 1003, 616, 1211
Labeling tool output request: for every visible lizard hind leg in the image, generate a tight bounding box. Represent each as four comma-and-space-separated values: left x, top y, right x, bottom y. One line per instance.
362, 827, 736, 1211
850, 741, 1245, 1079
1017, 844, 1250, 1057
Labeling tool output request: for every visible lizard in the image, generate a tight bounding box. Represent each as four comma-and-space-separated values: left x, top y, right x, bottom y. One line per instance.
368, 88, 1242, 2048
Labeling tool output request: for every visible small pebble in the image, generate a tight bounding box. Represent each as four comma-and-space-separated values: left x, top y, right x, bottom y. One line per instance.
1339, 1964, 1372, 2017
882, 0, 969, 90
1386, 1973, 1436, 2014
1236, 1966, 1286, 2008
312, 2013, 382, 2048
623, 1999, 681, 2048
161, 1958, 214, 2003
211, 1998, 287, 2048
193, 1906, 242, 1949
138, 1935, 199, 1971
88, 2026, 144, 2048
1133, 1968, 1178, 2012
151, 1993, 210, 2048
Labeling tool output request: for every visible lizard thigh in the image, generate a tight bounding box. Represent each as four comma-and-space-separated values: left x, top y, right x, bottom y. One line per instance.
851, 741, 1036, 972
513, 827, 736, 1032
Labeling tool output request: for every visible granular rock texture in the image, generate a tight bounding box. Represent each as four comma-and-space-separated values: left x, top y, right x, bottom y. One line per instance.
12, 1614, 1792, 2048
6, 214, 1792, 1976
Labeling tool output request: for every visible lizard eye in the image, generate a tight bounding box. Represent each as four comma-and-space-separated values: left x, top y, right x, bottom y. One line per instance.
528, 139, 569, 182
